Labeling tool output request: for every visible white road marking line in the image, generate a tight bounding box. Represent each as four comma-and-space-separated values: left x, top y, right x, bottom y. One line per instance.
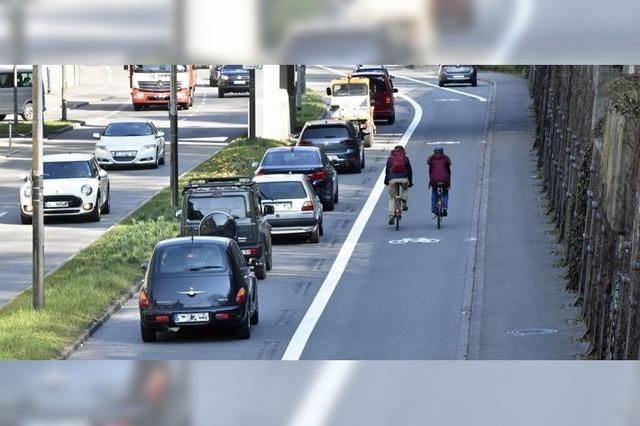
434, 98, 462, 102
491, 0, 534, 63
281, 90, 423, 360
426, 141, 461, 145
394, 74, 488, 102
287, 362, 355, 426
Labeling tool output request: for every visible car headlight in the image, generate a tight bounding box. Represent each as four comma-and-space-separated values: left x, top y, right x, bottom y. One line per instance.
95, 144, 107, 151
345, 149, 356, 154
81, 184, 93, 196
23, 186, 31, 198
142, 143, 156, 150
221, 75, 229, 80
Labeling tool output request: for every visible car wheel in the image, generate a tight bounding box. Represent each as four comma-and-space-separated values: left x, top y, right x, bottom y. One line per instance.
309, 225, 320, 243
439, 81, 445, 87
319, 218, 324, 236
88, 194, 101, 222
361, 148, 366, 169
101, 186, 111, 214
255, 251, 267, 280
140, 323, 156, 342
21, 102, 33, 121
364, 133, 373, 148
334, 182, 339, 203
133, 104, 142, 111
20, 211, 32, 225
265, 246, 272, 271
237, 307, 251, 339
218, 89, 225, 98
159, 151, 165, 165
471, 78, 478, 87
151, 150, 159, 169
0, 114, 6, 121
387, 113, 396, 125
250, 295, 259, 325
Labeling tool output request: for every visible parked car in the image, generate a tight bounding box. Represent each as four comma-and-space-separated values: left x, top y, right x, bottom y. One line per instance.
350, 70, 398, 124
19, 153, 110, 224
0, 66, 35, 121
217, 65, 250, 98
253, 174, 324, 243
177, 177, 273, 280
438, 65, 477, 87
139, 236, 259, 341
253, 146, 339, 211
93, 120, 166, 169
209, 65, 221, 87
297, 119, 365, 173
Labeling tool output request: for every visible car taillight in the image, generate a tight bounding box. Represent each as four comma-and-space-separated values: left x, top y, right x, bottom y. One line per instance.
301, 200, 314, 211
385, 96, 391, 104
235, 287, 247, 305
139, 290, 149, 309
308, 170, 326, 181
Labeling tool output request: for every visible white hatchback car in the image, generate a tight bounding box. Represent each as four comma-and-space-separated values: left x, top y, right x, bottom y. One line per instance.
252, 174, 323, 243
93, 121, 166, 168
19, 154, 110, 224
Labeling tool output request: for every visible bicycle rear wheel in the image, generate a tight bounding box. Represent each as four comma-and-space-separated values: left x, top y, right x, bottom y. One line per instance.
437, 213, 441, 229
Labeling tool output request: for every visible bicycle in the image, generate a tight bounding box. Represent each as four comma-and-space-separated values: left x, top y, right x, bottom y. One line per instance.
434, 182, 445, 229
392, 182, 407, 231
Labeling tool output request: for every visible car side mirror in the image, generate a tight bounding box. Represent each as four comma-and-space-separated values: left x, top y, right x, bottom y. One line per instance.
175, 208, 182, 219
20, 172, 29, 182
157, 131, 165, 138
92, 132, 101, 139
251, 161, 259, 169
330, 104, 340, 111
370, 100, 376, 106
140, 261, 149, 271
263, 205, 275, 215
393, 88, 398, 93
326, 87, 332, 96
99, 169, 107, 178
123, 65, 129, 70
390, 74, 395, 79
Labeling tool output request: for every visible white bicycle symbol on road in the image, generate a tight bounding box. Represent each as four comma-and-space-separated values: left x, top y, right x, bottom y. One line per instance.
388, 237, 440, 244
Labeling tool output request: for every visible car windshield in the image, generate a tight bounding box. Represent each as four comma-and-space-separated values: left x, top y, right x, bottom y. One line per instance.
222, 65, 247, 73
257, 181, 307, 200
187, 195, 248, 221
43, 161, 94, 179
332, 83, 368, 96
302, 125, 350, 140
262, 150, 321, 167
444, 65, 473, 72
156, 244, 227, 274
132, 64, 186, 73
104, 123, 153, 137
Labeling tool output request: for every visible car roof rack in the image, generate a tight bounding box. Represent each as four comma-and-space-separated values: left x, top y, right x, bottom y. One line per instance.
183, 176, 256, 193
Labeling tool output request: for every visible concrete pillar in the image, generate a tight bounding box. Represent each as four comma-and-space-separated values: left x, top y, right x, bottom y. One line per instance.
255, 65, 291, 141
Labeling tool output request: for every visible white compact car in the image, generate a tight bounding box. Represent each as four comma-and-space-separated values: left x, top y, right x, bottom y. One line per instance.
93, 121, 166, 168
19, 154, 110, 224
252, 174, 323, 243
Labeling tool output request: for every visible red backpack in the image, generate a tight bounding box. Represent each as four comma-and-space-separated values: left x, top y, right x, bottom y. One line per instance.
389, 149, 407, 173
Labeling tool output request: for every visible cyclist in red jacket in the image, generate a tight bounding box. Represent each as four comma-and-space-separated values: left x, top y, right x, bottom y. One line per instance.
384, 145, 413, 225
427, 146, 451, 216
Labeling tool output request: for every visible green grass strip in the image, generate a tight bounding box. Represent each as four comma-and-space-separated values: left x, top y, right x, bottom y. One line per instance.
0, 137, 286, 359
0, 120, 75, 138
295, 90, 327, 131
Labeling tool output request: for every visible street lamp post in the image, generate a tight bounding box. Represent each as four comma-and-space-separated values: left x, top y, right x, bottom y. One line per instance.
61, 65, 68, 121
32, 65, 45, 310
169, 65, 179, 208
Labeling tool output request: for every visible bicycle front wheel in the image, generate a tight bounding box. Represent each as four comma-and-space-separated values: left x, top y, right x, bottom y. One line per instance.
395, 214, 400, 231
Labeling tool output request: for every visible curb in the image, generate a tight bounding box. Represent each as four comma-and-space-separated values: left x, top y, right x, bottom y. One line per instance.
47, 120, 86, 140
58, 279, 144, 360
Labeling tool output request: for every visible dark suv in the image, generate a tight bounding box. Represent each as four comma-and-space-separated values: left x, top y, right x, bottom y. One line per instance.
297, 119, 365, 173
177, 177, 273, 279
351, 70, 398, 124
217, 65, 250, 98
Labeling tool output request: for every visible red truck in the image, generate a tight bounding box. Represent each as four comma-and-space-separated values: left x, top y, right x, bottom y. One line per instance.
125, 64, 196, 111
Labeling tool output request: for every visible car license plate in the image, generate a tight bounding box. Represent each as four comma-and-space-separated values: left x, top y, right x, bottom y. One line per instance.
453, 75, 466, 79
242, 249, 251, 255
233, 80, 247, 85
272, 202, 292, 211
174, 312, 209, 323
45, 201, 68, 208
113, 151, 135, 157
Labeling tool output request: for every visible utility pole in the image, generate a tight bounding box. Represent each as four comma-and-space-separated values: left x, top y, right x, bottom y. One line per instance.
13, 65, 18, 127
169, 65, 179, 208
32, 65, 44, 310
249, 68, 256, 139
61, 65, 68, 121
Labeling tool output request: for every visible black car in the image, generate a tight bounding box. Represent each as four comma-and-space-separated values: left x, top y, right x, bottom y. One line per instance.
297, 119, 365, 173
438, 65, 477, 87
177, 177, 273, 280
139, 236, 259, 342
254, 146, 339, 211
217, 65, 250, 97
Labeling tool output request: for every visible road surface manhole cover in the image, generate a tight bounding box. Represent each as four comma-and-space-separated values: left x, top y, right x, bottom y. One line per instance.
505, 328, 558, 336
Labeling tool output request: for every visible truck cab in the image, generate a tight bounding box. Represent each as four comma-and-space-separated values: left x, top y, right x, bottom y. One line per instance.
326, 76, 376, 147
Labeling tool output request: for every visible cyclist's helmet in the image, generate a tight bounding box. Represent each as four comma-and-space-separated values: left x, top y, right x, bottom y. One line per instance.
394, 145, 404, 151
433, 146, 444, 154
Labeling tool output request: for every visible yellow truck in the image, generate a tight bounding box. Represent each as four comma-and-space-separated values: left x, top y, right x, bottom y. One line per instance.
326, 76, 376, 147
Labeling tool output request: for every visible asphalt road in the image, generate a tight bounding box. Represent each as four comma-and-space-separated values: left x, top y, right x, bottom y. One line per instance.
0, 69, 248, 307
71, 66, 584, 360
